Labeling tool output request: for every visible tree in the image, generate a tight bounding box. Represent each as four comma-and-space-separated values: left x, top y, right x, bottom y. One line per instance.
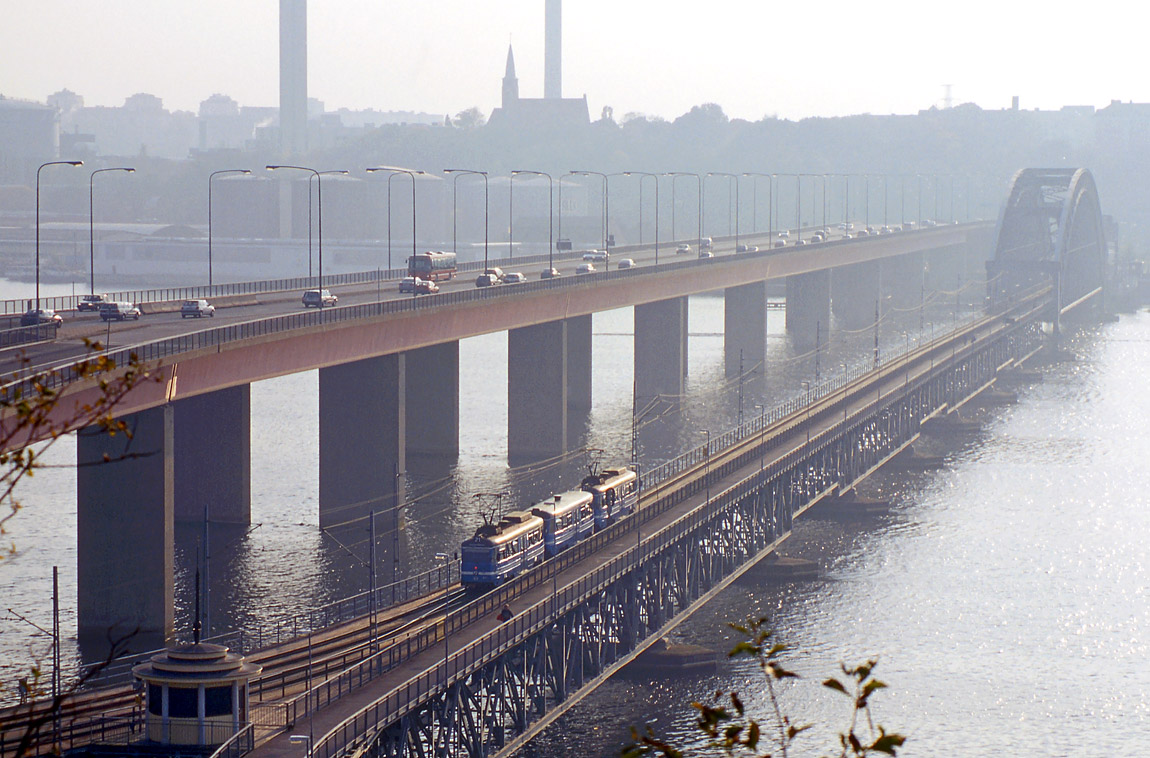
454, 106, 487, 130
623, 617, 905, 758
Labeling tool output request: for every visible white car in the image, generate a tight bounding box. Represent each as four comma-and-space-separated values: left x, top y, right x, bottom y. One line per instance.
582, 250, 609, 263
698, 250, 714, 259
616, 258, 635, 269
676, 243, 692, 254
575, 262, 596, 275
398, 276, 423, 293
503, 272, 527, 284
180, 299, 215, 318
777, 230, 790, 239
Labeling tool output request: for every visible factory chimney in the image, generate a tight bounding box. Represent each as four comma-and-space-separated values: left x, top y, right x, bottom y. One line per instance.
544, 0, 561, 100
279, 0, 308, 155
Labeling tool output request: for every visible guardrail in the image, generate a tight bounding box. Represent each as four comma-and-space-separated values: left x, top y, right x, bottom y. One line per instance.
0, 322, 58, 349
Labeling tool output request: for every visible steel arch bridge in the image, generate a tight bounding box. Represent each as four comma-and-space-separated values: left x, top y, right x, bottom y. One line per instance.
988, 168, 1107, 320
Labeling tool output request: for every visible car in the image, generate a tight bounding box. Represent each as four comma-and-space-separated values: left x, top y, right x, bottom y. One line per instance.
503, 272, 527, 284
77, 294, 109, 312
414, 279, 440, 294
398, 276, 423, 293
676, 243, 692, 254
699, 237, 713, 250
777, 230, 790, 239
811, 232, 826, 243
582, 250, 609, 263
575, 262, 596, 275
736, 244, 749, 253
302, 289, 337, 307
475, 273, 499, 287
745, 245, 758, 253
794, 239, 808, 246
540, 268, 562, 279
20, 308, 62, 328
484, 267, 505, 282
616, 258, 635, 269
698, 250, 714, 259
99, 302, 141, 321
773, 240, 786, 248
842, 233, 853, 240
180, 299, 215, 318
856, 229, 870, 237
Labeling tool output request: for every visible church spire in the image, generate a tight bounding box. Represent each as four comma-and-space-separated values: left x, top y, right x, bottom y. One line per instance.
502, 44, 519, 107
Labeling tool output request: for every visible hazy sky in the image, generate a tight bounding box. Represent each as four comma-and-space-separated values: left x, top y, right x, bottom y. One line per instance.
2, 1, 1142, 121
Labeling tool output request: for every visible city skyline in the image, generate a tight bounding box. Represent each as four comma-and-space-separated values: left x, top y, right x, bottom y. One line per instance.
2, 0, 1145, 122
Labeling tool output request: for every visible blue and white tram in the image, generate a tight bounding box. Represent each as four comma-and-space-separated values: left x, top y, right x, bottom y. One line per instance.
460, 511, 546, 586
530, 490, 596, 557
581, 467, 640, 529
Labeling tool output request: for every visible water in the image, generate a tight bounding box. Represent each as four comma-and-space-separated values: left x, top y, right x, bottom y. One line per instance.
518, 313, 1150, 757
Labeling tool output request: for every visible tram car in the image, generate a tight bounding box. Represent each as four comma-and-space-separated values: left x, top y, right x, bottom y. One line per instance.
460, 511, 546, 586
581, 466, 640, 529
530, 490, 596, 557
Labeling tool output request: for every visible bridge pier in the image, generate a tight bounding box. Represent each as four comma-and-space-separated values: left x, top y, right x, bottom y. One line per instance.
319, 355, 405, 553
635, 297, 688, 407
77, 405, 174, 640
724, 282, 769, 378
832, 261, 882, 330
785, 271, 830, 350
406, 341, 458, 458
508, 317, 591, 465
173, 385, 251, 524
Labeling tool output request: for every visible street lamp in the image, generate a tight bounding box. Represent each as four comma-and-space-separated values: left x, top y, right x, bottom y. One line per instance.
623, 172, 659, 264
89, 166, 134, 295
743, 172, 772, 238
36, 160, 83, 308
753, 403, 766, 473
801, 380, 812, 447
367, 166, 425, 274
665, 172, 702, 253
267, 165, 346, 292
571, 170, 609, 263
511, 170, 554, 273
701, 429, 711, 505
289, 734, 312, 758
707, 172, 739, 251
444, 169, 489, 272
206, 169, 247, 288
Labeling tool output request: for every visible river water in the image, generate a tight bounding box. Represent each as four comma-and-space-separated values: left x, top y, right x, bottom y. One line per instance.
5, 278, 1145, 755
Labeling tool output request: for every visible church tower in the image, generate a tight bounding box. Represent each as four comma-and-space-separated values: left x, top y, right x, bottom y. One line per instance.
502, 45, 520, 108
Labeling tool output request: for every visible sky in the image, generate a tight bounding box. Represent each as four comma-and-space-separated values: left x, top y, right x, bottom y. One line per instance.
1, 0, 1144, 122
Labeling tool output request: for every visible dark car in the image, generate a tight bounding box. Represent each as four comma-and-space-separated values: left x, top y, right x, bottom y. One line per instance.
302, 289, 337, 307
77, 294, 109, 312
20, 309, 63, 328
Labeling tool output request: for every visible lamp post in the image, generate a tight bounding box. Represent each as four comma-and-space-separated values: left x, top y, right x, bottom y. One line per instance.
665, 172, 701, 253
367, 166, 425, 274
206, 168, 247, 288
267, 165, 346, 293
36, 160, 83, 308
89, 166, 134, 295
701, 429, 711, 505
707, 172, 739, 251
557, 171, 575, 254
623, 172, 659, 264
571, 170, 609, 263
444, 169, 489, 271
801, 380, 811, 447
743, 172, 771, 238
511, 170, 554, 272
753, 403, 766, 473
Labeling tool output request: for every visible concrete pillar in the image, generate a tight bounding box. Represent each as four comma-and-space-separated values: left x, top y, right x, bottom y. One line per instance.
724, 282, 769, 378
319, 355, 404, 535
832, 261, 882, 330
405, 341, 458, 458
785, 271, 830, 350
77, 405, 174, 639
634, 297, 688, 408
508, 320, 569, 464
173, 385, 250, 524
565, 315, 593, 449
884, 252, 925, 308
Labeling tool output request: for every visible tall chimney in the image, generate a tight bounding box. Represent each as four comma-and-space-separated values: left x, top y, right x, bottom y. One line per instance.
544, 0, 561, 100
279, 0, 308, 155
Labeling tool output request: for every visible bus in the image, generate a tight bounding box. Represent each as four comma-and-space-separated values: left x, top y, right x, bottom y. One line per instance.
407, 251, 457, 281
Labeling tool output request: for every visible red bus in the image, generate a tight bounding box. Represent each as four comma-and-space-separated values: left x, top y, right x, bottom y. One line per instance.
407, 251, 457, 281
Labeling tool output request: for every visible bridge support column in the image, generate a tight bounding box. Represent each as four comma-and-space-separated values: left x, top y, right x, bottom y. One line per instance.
406, 341, 458, 458
786, 271, 830, 350
832, 262, 882, 330
724, 282, 768, 378
174, 385, 250, 524
319, 356, 404, 550
77, 405, 174, 640
635, 297, 688, 407
508, 319, 573, 465
566, 315, 593, 447
884, 252, 925, 309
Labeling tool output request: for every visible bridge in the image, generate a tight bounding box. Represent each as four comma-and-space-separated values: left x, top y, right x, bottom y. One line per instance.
0, 168, 1111, 758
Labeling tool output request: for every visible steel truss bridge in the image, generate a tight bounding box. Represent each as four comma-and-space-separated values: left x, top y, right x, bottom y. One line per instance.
295, 287, 1051, 758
